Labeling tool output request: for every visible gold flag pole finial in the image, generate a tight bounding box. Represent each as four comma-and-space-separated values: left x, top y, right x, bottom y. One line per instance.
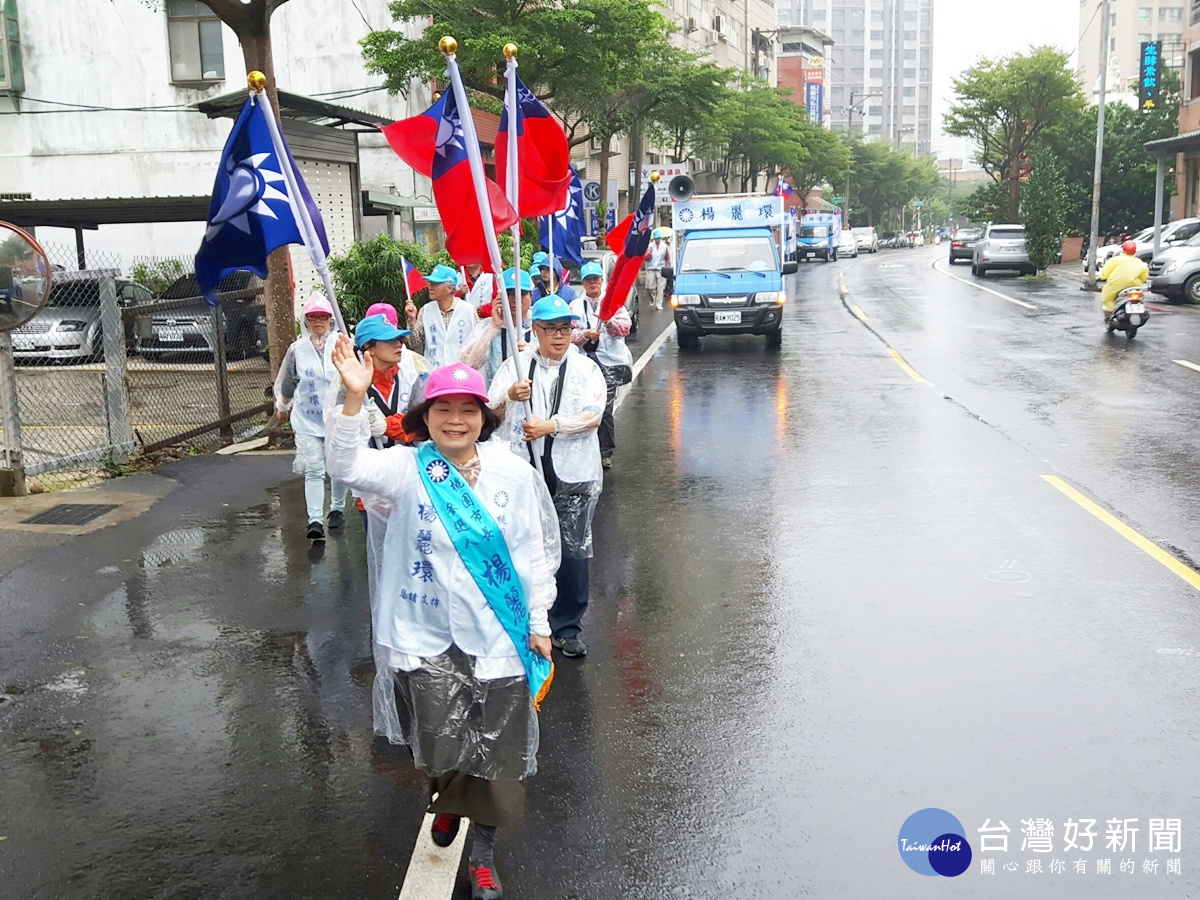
247, 71, 266, 92
439, 35, 458, 55
503, 43, 519, 59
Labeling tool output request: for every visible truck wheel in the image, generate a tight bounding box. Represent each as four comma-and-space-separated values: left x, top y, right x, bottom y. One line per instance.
1184, 274, 1200, 304
677, 328, 699, 351
765, 328, 782, 350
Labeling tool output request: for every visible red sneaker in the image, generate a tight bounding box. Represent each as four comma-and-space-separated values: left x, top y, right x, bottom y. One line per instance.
470, 864, 503, 899
430, 814, 460, 848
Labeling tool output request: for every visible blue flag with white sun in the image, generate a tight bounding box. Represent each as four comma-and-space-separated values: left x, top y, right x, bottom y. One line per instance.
195, 96, 329, 305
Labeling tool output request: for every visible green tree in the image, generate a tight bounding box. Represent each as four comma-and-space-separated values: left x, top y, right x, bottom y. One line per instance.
645, 57, 733, 163
328, 235, 438, 325
844, 138, 939, 228
944, 46, 1084, 222
1022, 150, 1069, 270
698, 80, 809, 192
785, 115, 853, 208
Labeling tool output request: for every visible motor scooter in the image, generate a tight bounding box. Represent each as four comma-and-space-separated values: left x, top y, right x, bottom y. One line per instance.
1107, 286, 1150, 339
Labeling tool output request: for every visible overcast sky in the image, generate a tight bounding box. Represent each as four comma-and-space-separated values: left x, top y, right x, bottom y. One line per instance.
931, 0, 1079, 162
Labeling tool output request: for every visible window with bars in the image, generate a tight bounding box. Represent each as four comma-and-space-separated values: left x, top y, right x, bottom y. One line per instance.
1159, 6, 1183, 22
166, 0, 224, 83
1192, 0, 1200, 25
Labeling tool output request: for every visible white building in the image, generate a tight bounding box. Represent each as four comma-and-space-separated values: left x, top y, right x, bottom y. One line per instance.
777, 0, 934, 154
1078, 1, 1185, 105
0, 0, 433, 302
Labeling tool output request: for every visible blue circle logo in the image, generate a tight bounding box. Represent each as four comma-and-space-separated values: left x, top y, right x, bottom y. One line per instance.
898, 809, 972, 877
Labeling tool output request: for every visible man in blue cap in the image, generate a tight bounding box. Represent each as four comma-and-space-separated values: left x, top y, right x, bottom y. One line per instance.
404, 263, 479, 367
532, 251, 576, 304
460, 267, 537, 385
571, 261, 632, 468
488, 295, 606, 659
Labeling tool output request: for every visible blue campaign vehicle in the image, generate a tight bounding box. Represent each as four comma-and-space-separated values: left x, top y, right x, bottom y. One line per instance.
796, 211, 842, 262
668, 195, 798, 351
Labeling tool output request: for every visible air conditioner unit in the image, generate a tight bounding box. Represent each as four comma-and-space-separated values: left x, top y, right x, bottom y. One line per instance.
685, 16, 698, 33
712, 12, 726, 35
589, 134, 606, 154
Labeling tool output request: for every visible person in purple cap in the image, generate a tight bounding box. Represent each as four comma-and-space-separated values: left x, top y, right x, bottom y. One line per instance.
326, 341, 561, 900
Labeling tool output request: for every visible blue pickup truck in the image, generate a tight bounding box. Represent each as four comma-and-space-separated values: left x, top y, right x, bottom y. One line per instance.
796, 211, 842, 262
668, 195, 798, 350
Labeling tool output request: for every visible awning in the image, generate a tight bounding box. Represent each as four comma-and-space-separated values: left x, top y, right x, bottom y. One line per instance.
0, 195, 211, 230
361, 191, 437, 216
1144, 129, 1200, 155
195, 89, 391, 131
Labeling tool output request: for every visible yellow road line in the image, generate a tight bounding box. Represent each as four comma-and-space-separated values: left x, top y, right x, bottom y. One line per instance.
1042, 474, 1200, 592
888, 348, 925, 382
851, 304, 868, 323
1173, 359, 1200, 374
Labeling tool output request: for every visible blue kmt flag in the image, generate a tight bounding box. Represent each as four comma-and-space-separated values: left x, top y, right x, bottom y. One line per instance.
195, 96, 329, 305
538, 168, 585, 267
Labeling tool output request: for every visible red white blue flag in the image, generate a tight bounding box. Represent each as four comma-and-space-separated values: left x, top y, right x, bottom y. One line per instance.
599, 182, 656, 320
496, 74, 570, 217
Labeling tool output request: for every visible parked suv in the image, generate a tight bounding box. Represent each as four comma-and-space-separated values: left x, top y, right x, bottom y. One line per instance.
972, 223, 1034, 277
136, 271, 264, 360
1147, 233, 1200, 302
11, 271, 151, 363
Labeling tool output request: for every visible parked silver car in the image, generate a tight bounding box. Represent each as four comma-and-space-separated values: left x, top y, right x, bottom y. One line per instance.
10, 271, 152, 363
1147, 233, 1200, 302
972, 224, 1034, 277
852, 226, 879, 253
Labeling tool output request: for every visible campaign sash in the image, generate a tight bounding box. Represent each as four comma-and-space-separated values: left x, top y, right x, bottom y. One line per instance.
415, 442, 554, 708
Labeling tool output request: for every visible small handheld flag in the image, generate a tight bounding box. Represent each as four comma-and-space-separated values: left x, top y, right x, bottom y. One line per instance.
497, 72, 570, 217
401, 257, 428, 299
600, 181, 656, 321
539, 168, 586, 267
195, 91, 330, 311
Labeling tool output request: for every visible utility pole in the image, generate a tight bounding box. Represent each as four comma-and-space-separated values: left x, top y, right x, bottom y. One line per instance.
844, 90, 880, 228
1086, 0, 1111, 290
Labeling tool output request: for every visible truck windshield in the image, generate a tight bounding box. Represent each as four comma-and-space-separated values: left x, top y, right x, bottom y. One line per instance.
679, 235, 778, 273
801, 226, 829, 238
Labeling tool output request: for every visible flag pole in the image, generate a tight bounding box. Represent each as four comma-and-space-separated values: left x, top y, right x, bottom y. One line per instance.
400, 255, 414, 307
251, 74, 348, 337
504, 50, 522, 320
443, 38, 540, 472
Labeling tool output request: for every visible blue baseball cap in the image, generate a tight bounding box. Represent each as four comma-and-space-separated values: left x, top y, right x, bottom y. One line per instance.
580, 261, 603, 280
354, 313, 410, 348
503, 267, 534, 291
531, 251, 549, 268
530, 295, 580, 323
424, 263, 458, 285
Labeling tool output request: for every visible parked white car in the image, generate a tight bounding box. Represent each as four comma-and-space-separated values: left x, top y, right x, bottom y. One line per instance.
838, 229, 859, 258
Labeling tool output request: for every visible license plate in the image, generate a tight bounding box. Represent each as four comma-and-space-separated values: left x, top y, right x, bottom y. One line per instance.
1126, 303, 1146, 314
159, 327, 184, 343
10, 335, 32, 350
714, 311, 742, 324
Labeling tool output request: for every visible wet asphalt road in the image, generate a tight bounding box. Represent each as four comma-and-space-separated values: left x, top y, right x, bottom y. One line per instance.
2, 248, 1200, 898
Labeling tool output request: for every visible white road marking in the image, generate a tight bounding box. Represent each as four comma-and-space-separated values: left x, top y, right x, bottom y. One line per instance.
931, 259, 1037, 309
1173, 359, 1200, 374
613, 318, 676, 412
397, 813, 471, 900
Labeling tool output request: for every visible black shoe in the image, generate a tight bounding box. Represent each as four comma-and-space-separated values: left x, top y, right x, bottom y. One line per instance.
470, 864, 503, 899
306, 521, 324, 541
551, 636, 588, 658
431, 814, 461, 848
328, 510, 345, 530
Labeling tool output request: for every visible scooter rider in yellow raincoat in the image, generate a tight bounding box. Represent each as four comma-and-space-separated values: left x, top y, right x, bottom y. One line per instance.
1099, 240, 1148, 321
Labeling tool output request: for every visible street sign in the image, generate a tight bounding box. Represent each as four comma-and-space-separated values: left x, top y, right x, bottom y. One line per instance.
588, 207, 616, 236
831, 195, 844, 204
1140, 40, 1162, 111
581, 179, 617, 211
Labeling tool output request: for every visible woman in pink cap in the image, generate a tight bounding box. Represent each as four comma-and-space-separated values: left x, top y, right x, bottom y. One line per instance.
327, 338, 561, 900
273, 293, 348, 541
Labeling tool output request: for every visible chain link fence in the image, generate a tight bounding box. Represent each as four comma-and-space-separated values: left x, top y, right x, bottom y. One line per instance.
0, 245, 274, 490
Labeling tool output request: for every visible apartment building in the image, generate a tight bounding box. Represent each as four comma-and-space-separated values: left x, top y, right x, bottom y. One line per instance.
1078, 0, 1185, 101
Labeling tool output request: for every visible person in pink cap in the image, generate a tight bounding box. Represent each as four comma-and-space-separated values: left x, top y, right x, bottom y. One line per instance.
365, 302, 399, 327
327, 339, 561, 900
273, 292, 347, 541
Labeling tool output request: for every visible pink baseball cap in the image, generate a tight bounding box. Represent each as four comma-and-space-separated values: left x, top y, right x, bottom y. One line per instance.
365, 302, 399, 326
423, 363, 489, 404
302, 293, 334, 317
